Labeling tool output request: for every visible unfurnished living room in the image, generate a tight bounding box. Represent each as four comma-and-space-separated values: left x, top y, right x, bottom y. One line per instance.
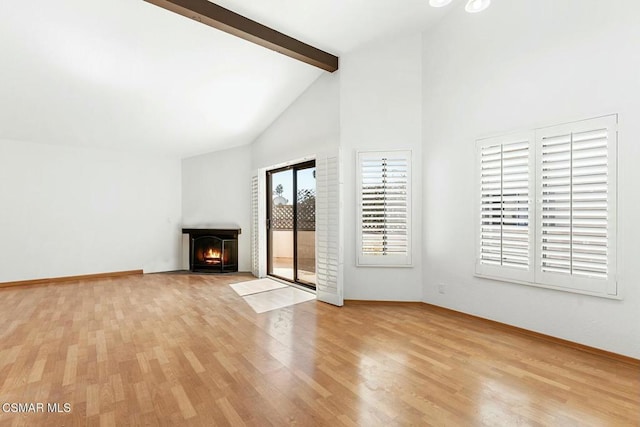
1, 0, 639, 425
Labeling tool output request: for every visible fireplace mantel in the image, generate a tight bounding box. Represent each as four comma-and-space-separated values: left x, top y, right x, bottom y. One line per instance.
181, 227, 241, 238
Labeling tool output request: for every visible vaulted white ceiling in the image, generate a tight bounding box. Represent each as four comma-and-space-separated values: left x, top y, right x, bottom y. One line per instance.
0, 1, 447, 157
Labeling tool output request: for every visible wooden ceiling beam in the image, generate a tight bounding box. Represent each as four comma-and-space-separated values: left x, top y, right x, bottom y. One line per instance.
144, 0, 339, 72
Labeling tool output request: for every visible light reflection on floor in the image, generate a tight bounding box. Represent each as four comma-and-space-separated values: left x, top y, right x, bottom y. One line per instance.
477, 374, 602, 425
478, 378, 530, 425
354, 347, 411, 424
229, 278, 287, 296
229, 278, 315, 314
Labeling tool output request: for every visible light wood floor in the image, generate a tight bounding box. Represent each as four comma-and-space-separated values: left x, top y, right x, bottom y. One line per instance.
0, 273, 637, 426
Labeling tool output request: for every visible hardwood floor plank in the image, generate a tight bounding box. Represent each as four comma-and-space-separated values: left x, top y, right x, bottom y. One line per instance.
26, 356, 46, 384
0, 272, 637, 426
215, 397, 245, 426
171, 385, 197, 420
85, 383, 100, 417
183, 350, 206, 374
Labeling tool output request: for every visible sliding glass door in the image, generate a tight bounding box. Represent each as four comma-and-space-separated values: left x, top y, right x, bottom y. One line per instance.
267, 161, 316, 289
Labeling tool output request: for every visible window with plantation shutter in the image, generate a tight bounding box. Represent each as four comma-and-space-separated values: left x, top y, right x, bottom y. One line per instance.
535, 115, 617, 296
357, 151, 411, 266
475, 115, 618, 298
476, 133, 534, 282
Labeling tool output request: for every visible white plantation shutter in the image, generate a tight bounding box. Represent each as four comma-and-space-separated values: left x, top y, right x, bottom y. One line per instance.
536, 115, 617, 296
251, 175, 259, 277
476, 115, 618, 298
316, 149, 343, 306
357, 151, 411, 266
476, 133, 534, 282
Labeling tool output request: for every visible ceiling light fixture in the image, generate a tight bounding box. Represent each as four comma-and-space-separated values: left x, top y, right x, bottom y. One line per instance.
429, 0, 453, 7
429, 0, 491, 13
465, 0, 491, 13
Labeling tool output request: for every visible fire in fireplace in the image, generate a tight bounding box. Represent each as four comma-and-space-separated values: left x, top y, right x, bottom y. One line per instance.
203, 248, 221, 265
183, 228, 240, 273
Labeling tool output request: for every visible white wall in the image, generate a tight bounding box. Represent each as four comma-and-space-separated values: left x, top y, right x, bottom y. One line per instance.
251, 73, 340, 171
422, 0, 640, 357
182, 144, 252, 272
340, 33, 424, 301
250, 72, 340, 281
179, 73, 340, 275
0, 139, 182, 282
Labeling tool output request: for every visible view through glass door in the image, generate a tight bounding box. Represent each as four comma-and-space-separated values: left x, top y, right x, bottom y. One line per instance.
267, 160, 316, 289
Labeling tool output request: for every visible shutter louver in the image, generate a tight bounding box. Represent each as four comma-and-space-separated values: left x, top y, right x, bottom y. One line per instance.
540, 129, 609, 279
536, 115, 617, 296
316, 151, 343, 306
251, 175, 259, 277
361, 157, 408, 256
480, 144, 503, 266
479, 138, 532, 273
357, 151, 412, 266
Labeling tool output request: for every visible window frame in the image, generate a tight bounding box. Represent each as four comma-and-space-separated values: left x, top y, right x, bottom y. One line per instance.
356, 150, 412, 267
475, 115, 618, 299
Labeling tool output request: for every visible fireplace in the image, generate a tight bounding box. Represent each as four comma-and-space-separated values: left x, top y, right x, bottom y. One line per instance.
182, 228, 240, 273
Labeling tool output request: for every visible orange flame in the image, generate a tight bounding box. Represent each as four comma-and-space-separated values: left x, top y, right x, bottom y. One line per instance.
203, 248, 221, 264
